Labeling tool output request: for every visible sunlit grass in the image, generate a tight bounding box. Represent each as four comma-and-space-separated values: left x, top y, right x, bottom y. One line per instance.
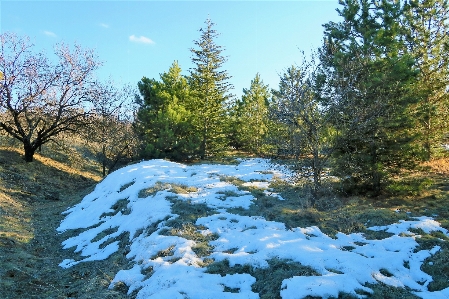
33, 152, 102, 182
422, 157, 449, 174
0, 146, 102, 182
0, 190, 33, 244
0, 145, 101, 246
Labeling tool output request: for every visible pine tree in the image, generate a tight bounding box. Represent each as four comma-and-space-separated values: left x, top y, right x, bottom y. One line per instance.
403, 0, 449, 160
189, 18, 233, 159
270, 58, 334, 203
232, 73, 271, 154
134, 61, 199, 160
320, 0, 419, 195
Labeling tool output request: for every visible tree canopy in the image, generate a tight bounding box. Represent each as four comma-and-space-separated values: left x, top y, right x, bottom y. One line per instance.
135, 61, 199, 161
319, 0, 420, 194
0, 32, 101, 162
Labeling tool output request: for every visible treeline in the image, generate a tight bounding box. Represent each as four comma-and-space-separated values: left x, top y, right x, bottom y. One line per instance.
1, 0, 448, 199
134, 1, 449, 198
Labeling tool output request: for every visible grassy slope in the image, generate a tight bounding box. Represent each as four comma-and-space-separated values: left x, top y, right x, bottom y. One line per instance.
221, 157, 449, 298
0, 147, 132, 299
1, 144, 448, 298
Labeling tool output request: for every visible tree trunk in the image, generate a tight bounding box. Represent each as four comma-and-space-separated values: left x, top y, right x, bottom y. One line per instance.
311, 148, 321, 207
370, 142, 381, 196
424, 116, 432, 161
23, 142, 36, 162
200, 125, 207, 160
424, 138, 431, 162
102, 144, 106, 177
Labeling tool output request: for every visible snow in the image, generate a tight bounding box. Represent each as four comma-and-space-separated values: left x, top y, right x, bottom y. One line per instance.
58, 158, 449, 298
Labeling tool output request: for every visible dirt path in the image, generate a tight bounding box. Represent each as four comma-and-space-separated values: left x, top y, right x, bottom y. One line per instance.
0, 149, 130, 298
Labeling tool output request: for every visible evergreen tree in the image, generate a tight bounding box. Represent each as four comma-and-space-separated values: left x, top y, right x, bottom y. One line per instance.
189, 18, 233, 159
403, 0, 449, 160
320, 0, 419, 195
270, 59, 334, 203
232, 73, 271, 154
135, 61, 199, 160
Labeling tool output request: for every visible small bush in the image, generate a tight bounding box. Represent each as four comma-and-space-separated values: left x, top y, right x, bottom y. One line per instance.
387, 178, 433, 196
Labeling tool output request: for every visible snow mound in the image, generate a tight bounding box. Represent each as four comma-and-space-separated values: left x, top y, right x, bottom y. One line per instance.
58, 159, 449, 298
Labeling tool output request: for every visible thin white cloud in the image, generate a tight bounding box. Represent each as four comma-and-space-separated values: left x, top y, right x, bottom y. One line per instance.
43, 31, 57, 38
100, 23, 109, 29
129, 35, 155, 45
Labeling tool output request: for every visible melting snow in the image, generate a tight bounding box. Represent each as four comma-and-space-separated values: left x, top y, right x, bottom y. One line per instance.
58, 159, 449, 298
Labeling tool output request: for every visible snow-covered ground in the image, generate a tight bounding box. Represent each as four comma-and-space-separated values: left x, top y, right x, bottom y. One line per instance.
57, 159, 449, 299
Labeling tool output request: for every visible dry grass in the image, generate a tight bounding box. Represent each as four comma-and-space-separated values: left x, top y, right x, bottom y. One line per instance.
0, 145, 131, 298
0, 191, 33, 244
33, 151, 103, 182
206, 258, 320, 299
422, 157, 449, 175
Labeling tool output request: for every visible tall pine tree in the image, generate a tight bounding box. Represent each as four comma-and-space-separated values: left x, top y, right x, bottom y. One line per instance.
189, 18, 233, 159
320, 0, 419, 195
232, 73, 271, 154
403, 0, 449, 160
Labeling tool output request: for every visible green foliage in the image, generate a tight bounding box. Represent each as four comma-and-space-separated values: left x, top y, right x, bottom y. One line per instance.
230, 73, 271, 154
386, 177, 433, 196
189, 18, 234, 159
403, 0, 449, 160
320, 0, 421, 195
134, 61, 200, 161
269, 57, 335, 204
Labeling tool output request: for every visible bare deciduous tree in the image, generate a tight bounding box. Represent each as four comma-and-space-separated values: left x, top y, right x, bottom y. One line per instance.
0, 32, 101, 162
85, 82, 138, 176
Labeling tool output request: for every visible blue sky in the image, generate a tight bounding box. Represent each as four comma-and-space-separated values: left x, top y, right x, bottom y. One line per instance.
1, 1, 341, 97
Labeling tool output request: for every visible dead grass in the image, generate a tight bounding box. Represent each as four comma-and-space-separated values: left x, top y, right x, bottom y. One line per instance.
0, 145, 131, 298
206, 258, 321, 299
171, 184, 198, 194
137, 181, 171, 198
0, 191, 33, 245
422, 157, 449, 175
32, 150, 102, 182
137, 182, 198, 199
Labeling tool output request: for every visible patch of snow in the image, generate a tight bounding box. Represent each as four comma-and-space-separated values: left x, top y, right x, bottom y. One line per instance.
58, 159, 448, 298
368, 216, 449, 236
242, 181, 270, 189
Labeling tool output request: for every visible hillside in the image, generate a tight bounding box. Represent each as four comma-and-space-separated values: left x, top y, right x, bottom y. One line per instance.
0, 147, 131, 298
1, 146, 449, 298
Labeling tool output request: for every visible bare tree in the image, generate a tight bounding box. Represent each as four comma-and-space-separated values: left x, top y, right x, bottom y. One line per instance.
85, 82, 138, 177
0, 32, 101, 162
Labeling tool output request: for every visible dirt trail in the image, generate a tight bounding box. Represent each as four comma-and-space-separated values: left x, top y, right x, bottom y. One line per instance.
0, 149, 130, 298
